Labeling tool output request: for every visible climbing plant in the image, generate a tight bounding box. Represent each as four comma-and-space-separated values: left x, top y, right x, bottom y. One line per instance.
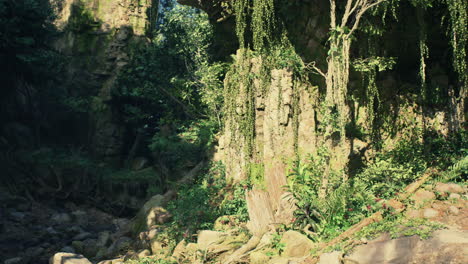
353, 56, 396, 128
226, 0, 306, 183
309, 0, 388, 196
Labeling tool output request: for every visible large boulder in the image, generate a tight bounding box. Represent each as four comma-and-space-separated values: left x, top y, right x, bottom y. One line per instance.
343, 229, 468, 264
106, 236, 132, 256
131, 194, 173, 233
344, 235, 420, 264
49, 253, 92, 264
318, 251, 343, 264
197, 230, 226, 250
279, 230, 315, 258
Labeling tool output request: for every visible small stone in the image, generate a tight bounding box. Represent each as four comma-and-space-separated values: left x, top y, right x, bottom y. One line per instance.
10, 212, 25, 221
146, 207, 172, 227
72, 240, 84, 253
69, 226, 84, 234
432, 202, 445, 210
113, 218, 130, 231
73, 232, 92, 241
435, 183, 464, 195
250, 252, 271, 264
107, 237, 132, 256
147, 228, 158, 240
83, 239, 98, 258
52, 213, 72, 223
257, 232, 274, 248
25, 246, 44, 257
150, 240, 163, 254
4, 257, 22, 264
268, 257, 290, 264
94, 248, 108, 260
137, 249, 151, 258
72, 210, 89, 226
47, 227, 58, 235
318, 251, 343, 264
449, 206, 460, 215
97, 231, 111, 247
423, 208, 439, 218
50, 253, 92, 264
60, 246, 75, 253
387, 199, 404, 211
412, 189, 435, 207
449, 193, 461, 200
172, 240, 187, 259
406, 209, 422, 219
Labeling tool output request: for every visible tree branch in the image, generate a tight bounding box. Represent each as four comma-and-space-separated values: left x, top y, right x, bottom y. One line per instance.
306, 62, 327, 79
330, 0, 337, 28
346, 0, 387, 38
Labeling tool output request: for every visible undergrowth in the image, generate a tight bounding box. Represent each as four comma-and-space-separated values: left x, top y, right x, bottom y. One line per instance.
288, 130, 467, 242
156, 162, 249, 244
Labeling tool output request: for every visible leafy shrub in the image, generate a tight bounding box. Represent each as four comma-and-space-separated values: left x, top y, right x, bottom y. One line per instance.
357, 129, 467, 198
356, 158, 416, 198
149, 119, 218, 171
115, 3, 226, 133
439, 155, 468, 182
162, 162, 225, 240
219, 181, 249, 222
287, 153, 377, 241
356, 215, 445, 240
159, 162, 250, 243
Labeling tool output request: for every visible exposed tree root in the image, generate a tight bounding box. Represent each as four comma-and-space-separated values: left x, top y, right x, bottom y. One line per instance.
222, 235, 261, 264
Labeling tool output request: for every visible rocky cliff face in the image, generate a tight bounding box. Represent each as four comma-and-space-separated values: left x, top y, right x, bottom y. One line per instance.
181, 0, 466, 235
52, 0, 157, 164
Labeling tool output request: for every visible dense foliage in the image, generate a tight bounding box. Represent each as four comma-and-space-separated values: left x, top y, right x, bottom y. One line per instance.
115, 4, 226, 132
0, 0, 61, 95
0, 1, 466, 262
288, 130, 467, 241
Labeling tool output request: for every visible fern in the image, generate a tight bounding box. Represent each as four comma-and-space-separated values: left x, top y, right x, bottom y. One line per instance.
440, 155, 468, 182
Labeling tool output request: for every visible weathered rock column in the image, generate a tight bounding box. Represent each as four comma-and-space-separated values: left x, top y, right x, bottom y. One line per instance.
52, 0, 157, 164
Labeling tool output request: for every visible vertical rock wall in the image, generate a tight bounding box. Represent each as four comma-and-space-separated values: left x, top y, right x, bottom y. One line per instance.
217, 51, 321, 234
51, 0, 157, 164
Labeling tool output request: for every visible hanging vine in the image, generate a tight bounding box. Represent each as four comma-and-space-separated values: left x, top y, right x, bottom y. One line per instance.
234, 0, 249, 48
252, 0, 275, 51
225, 0, 307, 183
445, 0, 467, 89
412, 2, 429, 103
353, 56, 396, 127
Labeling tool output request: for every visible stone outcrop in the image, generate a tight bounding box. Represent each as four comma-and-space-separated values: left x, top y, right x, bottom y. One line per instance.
177, 0, 467, 235
343, 229, 468, 264
51, 0, 157, 164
